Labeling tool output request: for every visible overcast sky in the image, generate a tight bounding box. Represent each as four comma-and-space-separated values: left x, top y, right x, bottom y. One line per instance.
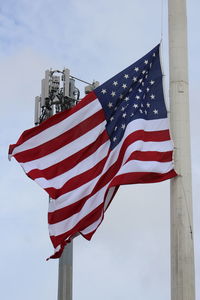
1, 0, 199, 299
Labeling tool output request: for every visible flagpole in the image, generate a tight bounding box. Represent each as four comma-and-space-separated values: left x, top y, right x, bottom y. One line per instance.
168, 1, 195, 299
56, 69, 74, 300
58, 243, 73, 300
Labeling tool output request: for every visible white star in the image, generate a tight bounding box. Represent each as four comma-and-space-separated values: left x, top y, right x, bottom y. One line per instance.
150, 63, 152, 68
144, 110, 148, 115
142, 82, 145, 86
146, 87, 150, 92
142, 70, 146, 74
145, 75, 148, 79
122, 112, 127, 118
144, 60, 148, 64
150, 80, 155, 85
125, 96, 129, 101
138, 78, 143, 83
114, 126, 118, 131
122, 84, 127, 89
141, 103, 144, 108
138, 88, 142, 93
121, 106, 125, 111
110, 116, 114, 121
113, 136, 117, 142
124, 74, 129, 79
129, 88, 133, 92
153, 109, 158, 114
134, 67, 139, 72
113, 81, 118, 86
150, 94, 155, 99
139, 109, 143, 114
130, 113, 134, 117
133, 104, 138, 108
133, 77, 137, 82
108, 102, 113, 108
111, 91, 116, 97
121, 124, 126, 130
153, 53, 156, 57
119, 94, 123, 99
101, 89, 107, 94
135, 95, 140, 100
146, 102, 150, 108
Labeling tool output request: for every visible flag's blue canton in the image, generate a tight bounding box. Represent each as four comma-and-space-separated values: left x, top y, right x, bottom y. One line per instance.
95, 44, 167, 150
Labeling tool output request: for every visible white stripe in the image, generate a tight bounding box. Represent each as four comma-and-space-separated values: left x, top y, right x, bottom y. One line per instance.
48, 118, 173, 236
48, 175, 103, 212
54, 245, 61, 252
21, 121, 106, 173
80, 187, 116, 236
49, 185, 108, 236
12, 98, 100, 155
48, 144, 116, 210
120, 140, 173, 166
125, 117, 170, 132
20, 117, 168, 173
48, 137, 172, 210
35, 140, 110, 189
48, 117, 172, 208
115, 160, 173, 176
51, 187, 115, 237
54, 160, 174, 237
28, 119, 173, 179
80, 215, 103, 235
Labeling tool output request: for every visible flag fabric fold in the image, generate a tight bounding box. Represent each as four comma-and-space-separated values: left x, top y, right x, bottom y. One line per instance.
9, 44, 177, 259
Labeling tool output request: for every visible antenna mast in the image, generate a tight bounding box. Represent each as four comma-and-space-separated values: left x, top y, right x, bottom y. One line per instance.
35, 68, 78, 300
35, 68, 99, 300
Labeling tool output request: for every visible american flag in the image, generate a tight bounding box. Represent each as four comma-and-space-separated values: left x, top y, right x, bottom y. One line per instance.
9, 44, 177, 259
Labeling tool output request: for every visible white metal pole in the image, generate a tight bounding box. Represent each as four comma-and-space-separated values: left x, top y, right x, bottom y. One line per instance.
168, 1, 195, 299
58, 243, 73, 300
58, 68, 73, 300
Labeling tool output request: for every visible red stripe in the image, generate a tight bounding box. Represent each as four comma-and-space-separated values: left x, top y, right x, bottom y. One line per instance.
50, 203, 104, 248
48, 192, 95, 224
48, 186, 119, 226
109, 170, 177, 187
131, 129, 171, 142
45, 154, 109, 199
81, 188, 119, 241
47, 243, 67, 260
51, 156, 171, 251
44, 129, 171, 199
48, 185, 118, 226
48, 149, 126, 223
48, 131, 173, 224
83, 130, 173, 193
127, 150, 173, 163
48, 185, 118, 258
48, 195, 90, 224
14, 109, 105, 163
48, 169, 177, 255
47, 169, 111, 224
48, 184, 103, 224
28, 130, 109, 180
9, 92, 97, 155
